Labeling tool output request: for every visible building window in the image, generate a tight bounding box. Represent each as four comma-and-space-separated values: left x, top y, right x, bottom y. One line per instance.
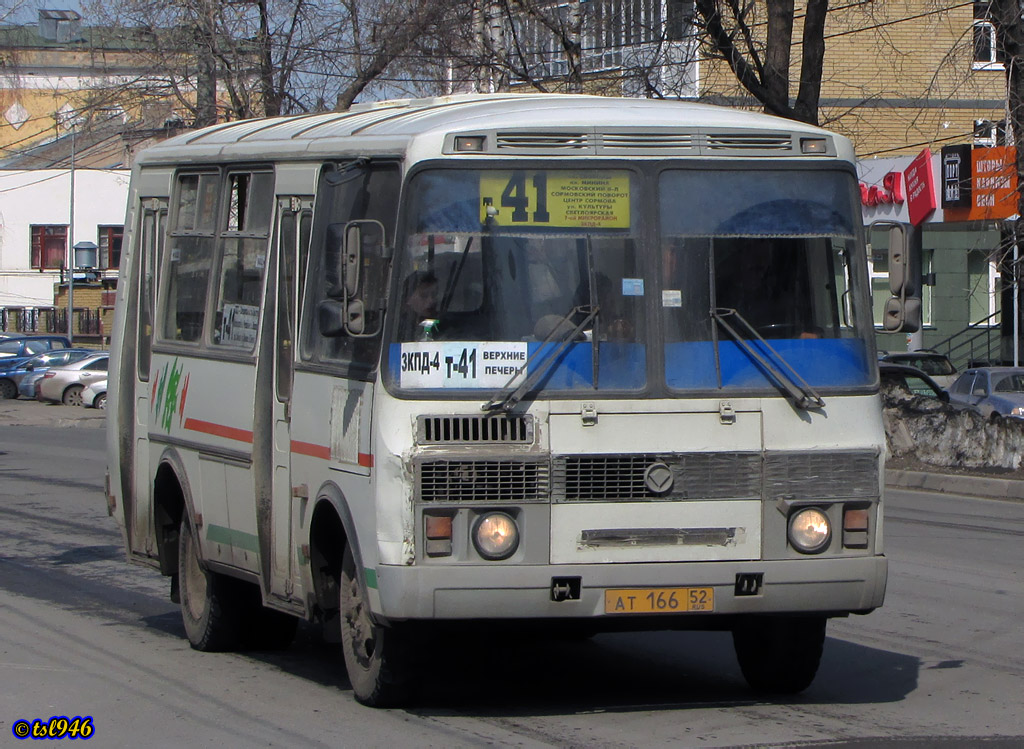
30, 225, 67, 270
973, 2, 1004, 69
98, 225, 124, 269
973, 119, 1006, 146
967, 249, 1000, 323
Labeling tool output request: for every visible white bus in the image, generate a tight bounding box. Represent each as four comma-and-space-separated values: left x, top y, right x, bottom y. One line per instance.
107, 94, 893, 707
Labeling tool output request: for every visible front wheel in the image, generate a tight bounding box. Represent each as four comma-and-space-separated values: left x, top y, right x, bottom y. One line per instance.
94, 393, 107, 410
178, 517, 243, 651
733, 615, 826, 694
339, 544, 411, 707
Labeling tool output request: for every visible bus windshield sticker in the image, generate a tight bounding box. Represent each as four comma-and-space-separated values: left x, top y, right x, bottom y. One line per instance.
622, 278, 644, 296
479, 171, 630, 228
399, 341, 528, 389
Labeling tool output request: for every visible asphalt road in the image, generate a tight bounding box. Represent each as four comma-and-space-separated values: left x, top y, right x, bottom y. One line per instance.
1, 419, 1022, 747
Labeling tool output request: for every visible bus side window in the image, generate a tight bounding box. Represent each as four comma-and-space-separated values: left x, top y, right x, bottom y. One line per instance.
212, 171, 275, 350
301, 161, 399, 376
162, 173, 218, 343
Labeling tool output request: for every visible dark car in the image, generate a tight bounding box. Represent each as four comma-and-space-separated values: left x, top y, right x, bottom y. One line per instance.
0, 335, 72, 373
947, 367, 1024, 420
879, 351, 957, 389
0, 348, 95, 399
879, 362, 951, 405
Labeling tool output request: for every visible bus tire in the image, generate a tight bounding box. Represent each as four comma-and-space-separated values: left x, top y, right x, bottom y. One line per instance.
732, 615, 826, 694
339, 544, 410, 707
178, 517, 243, 652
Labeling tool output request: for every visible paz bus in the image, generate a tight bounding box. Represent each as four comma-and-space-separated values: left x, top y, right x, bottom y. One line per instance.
107, 94, 900, 706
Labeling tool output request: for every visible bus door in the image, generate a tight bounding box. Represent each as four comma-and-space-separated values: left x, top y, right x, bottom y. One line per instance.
264, 197, 311, 604
129, 198, 166, 559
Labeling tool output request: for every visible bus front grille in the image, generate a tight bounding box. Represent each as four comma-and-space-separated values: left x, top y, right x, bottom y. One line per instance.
417, 459, 550, 502
552, 453, 762, 502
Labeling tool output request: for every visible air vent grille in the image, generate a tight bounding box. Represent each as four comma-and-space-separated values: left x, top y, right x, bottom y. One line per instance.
765, 451, 878, 499
601, 133, 696, 150
706, 133, 792, 151
418, 414, 533, 444
417, 460, 550, 502
495, 132, 590, 150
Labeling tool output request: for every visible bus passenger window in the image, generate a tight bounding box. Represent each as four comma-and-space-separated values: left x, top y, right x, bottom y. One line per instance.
212, 172, 274, 350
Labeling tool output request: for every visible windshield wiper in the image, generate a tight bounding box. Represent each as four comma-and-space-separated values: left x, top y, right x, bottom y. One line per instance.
711, 308, 825, 410
482, 304, 599, 413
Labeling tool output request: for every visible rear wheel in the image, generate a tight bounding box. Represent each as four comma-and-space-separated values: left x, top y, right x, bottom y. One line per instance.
0, 379, 16, 399
733, 615, 826, 694
62, 384, 84, 406
340, 544, 411, 707
178, 517, 243, 651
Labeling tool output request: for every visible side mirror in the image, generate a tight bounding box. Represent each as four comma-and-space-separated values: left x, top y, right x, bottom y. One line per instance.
342, 220, 387, 338
317, 299, 346, 337
871, 221, 921, 333
25, 363, 34, 371
939, 390, 950, 403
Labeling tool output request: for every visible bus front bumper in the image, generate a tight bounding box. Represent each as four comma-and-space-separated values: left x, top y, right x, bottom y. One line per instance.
371, 555, 887, 622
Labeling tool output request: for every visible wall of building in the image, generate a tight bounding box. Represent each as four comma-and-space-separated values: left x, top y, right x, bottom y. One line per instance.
0, 168, 130, 305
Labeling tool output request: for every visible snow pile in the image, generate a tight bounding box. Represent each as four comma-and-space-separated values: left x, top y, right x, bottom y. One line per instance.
881, 381, 1024, 470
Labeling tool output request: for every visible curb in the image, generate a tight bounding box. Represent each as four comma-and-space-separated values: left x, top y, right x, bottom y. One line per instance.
886, 469, 1024, 502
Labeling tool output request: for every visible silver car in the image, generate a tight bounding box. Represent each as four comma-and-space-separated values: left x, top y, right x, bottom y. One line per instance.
947, 367, 1024, 420
81, 378, 108, 409
36, 353, 109, 406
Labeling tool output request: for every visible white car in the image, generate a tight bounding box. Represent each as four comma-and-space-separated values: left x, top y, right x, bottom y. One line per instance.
81, 378, 108, 409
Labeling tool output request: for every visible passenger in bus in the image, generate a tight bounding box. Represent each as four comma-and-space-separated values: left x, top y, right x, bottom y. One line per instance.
398, 270, 441, 341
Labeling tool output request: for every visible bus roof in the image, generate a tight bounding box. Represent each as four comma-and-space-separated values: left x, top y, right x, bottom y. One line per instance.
135, 93, 854, 165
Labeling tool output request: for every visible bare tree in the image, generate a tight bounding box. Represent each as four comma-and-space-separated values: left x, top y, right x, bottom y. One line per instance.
440, 0, 699, 98
78, 0, 456, 124
693, 0, 829, 125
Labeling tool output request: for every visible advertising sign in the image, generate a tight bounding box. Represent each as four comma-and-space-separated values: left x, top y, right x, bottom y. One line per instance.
904, 149, 937, 226
944, 146, 1018, 221
940, 144, 972, 208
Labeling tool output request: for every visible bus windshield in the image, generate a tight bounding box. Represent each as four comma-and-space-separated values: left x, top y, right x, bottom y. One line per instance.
386, 165, 874, 398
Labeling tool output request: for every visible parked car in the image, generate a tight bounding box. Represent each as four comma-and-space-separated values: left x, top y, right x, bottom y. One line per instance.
879, 362, 950, 404
80, 378, 108, 410
0, 331, 26, 339
0, 348, 95, 399
947, 367, 1024, 420
879, 351, 957, 389
35, 353, 109, 406
0, 336, 72, 373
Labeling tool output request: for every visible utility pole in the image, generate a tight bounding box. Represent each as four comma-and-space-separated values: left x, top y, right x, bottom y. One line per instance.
990, 0, 1024, 365
67, 125, 75, 346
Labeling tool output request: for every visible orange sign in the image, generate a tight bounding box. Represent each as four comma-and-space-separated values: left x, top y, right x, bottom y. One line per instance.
945, 146, 1018, 221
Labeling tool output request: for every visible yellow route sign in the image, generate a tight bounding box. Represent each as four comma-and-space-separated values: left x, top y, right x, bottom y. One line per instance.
480, 171, 630, 228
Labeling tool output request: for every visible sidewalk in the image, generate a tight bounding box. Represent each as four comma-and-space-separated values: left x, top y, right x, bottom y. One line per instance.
885, 468, 1024, 502
0, 398, 105, 428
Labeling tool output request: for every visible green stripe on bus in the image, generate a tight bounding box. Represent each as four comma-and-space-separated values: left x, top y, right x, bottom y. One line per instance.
206, 524, 260, 553
364, 568, 378, 589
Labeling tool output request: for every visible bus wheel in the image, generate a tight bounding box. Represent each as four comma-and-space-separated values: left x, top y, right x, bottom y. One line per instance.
732, 615, 826, 694
339, 544, 410, 707
178, 517, 243, 651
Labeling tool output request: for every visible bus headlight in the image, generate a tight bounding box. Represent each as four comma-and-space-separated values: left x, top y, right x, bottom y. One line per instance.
788, 508, 831, 554
472, 512, 519, 560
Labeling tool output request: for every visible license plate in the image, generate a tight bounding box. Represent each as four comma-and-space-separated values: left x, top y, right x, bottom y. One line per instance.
604, 587, 714, 614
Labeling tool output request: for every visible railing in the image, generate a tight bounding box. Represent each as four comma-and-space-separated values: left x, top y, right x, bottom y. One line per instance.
0, 306, 114, 347
928, 310, 1003, 370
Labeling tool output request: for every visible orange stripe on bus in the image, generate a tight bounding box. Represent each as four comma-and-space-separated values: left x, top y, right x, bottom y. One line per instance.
290, 440, 374, 468
291, 440, 331, 460
183, 418, 254, 444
